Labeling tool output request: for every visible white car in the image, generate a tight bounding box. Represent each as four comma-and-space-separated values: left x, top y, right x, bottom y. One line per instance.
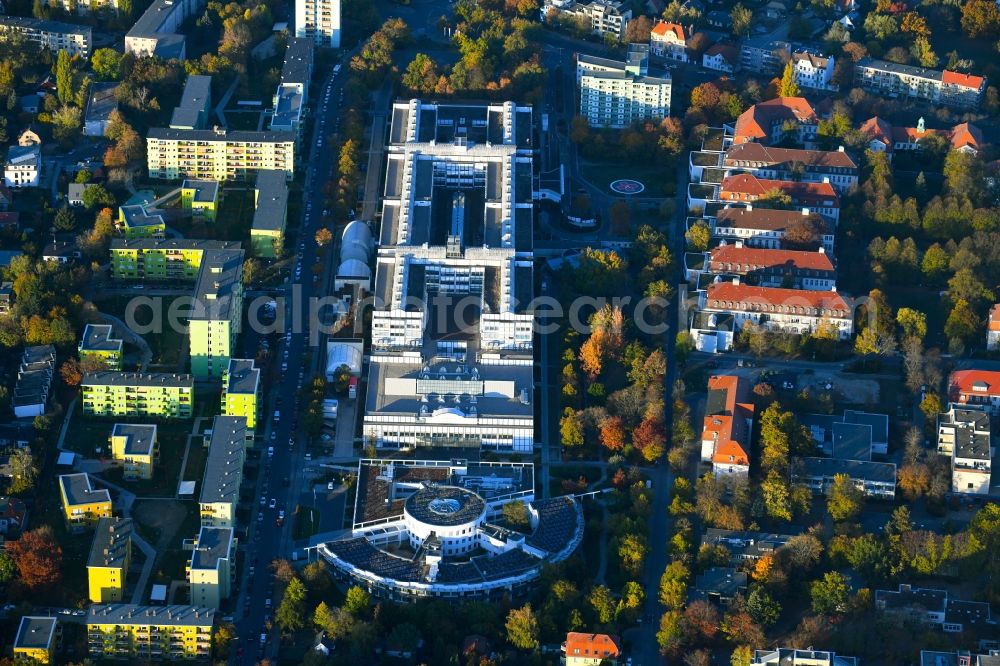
267, 446, 274, 457
269, 498, 277, 509
257, 512, 264, 522
278, 510, 285, 520
259, 495, 266, 506
328, 481, 335, 490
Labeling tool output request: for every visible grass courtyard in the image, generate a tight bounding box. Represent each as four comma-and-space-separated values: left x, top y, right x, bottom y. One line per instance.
579, 160, 677, 198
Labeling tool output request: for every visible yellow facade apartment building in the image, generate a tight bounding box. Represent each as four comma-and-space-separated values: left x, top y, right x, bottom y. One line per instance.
59, 473, 112, 531
87, 517, 133, 602
14, 616, 58, 664
198, 416, 248, 529
221, 359, 260, 432
146, 127, 295, 181
110, 423, 158, 480
87, 604, 215, 661
187, 526, 234, 609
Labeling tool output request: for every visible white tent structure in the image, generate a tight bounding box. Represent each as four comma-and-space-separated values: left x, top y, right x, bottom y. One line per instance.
326, 341, 363, 381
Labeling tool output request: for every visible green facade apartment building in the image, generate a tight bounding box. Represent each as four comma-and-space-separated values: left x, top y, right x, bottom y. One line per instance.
81, 372, 194, 418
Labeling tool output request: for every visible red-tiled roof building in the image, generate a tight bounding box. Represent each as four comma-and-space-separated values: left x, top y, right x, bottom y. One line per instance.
733, 97, 818, 146
948, 370, 1000, 412
564, 632, 622, 666
701, 374, 755, 476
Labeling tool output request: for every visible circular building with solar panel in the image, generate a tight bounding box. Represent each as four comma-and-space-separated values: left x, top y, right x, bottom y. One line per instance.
318, 458, 585, 601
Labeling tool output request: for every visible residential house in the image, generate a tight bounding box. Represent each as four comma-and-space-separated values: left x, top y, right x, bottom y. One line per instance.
740, 38, 791, 77
989, 304, 1000, 351
68, 182, 86, 206
17, 126, 41, 147
700, 206, 835, 253
948, 370, 1000, 413
792, 50, 835, 90
700, 374, 755, 476
0, 496, 27, 534
41, 238, 80, 263
920, 650, 1000, 666
860, 116, 987, 157
118, 204, 166, 238
4, 145, 40, 188
563, 632, 622, 666
702, 528, 797, 563
542, 0, 632, 39
693, 567, 747, 606
732, 96, 819, 146
875, 584, 992, 633
703, 42, 738, 72
649, 21, 688, 61
59, 473, 112, 531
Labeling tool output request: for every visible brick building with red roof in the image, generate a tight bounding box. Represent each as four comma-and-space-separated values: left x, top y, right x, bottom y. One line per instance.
732, 97, 819, 146
563, 632, 622, 665
701, 374, 756, 476
948, 370, 1000, 413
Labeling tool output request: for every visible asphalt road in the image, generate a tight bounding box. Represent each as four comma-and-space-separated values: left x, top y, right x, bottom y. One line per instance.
232, 51, 356, 664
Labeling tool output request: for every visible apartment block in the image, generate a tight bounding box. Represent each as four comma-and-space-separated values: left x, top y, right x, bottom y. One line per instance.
295, 0, 341, 47
693, 207, 836, 255
188, 248, 244, 377
221, 359, 260, 432
86, 604, 215, 661
543, 0, 631, 38
693, 243, 836, 291
14, 345, 56, 418
125, 0, 206, 59
13, 616, 58, 664
937, 405, 992, 494
87, 517, 133, 602
180, 180, 219, 220
739, 38, 790, 77
81, 372, 194, 418
187, 526, 234, 609
199, 416, 247, 528
110, 238, 240, 281
118, 204, 166, 239
792, 457, 897, 499
146, 128, 295, 181
700, 375, 755, 476
577, 45, 671, 128
722, 144, 859, 192
79, 324, 123, 371
251, 169, 288, 258
649, 21, 688, 61
855, 57, 986, 110
59, 473, 112, 531
4, 144, 40, 188
170, 75, 212, 130
272, 36, 315, 134
110, 423, 158, 480
716, 174, 840, 223
792, 50, 835, 91
0, 16, 92, 57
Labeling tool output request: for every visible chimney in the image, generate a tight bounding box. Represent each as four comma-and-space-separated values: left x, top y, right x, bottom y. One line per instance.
818, 246, 825, 254
801, 208, 810, 216
746, 204, 753, 211
837, 145, 845, 152
735, 239, 744, 249
822, 176, 830, 184
733, 276, 741, 286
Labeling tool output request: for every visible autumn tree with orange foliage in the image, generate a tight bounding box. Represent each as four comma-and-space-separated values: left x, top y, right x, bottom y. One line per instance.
633, 416, 667, 463
579, 305, 625, 378
6, 526, 62, 590
683, 599, 719, 642
599, 416, 626, 451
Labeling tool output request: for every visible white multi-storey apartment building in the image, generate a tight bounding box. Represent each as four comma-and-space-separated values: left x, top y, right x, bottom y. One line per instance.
125, 0, 205, 59
44, 0, 119, 13
4, 145, 40, 188
365, 99, 537, 453
792, 50, 835, 91
577, 45, 671, 128
0, 17, 91, 57
854, 57, 986, 110
270, 37, 314, 133
937, 405, 992, 495
295, 0, 341, 47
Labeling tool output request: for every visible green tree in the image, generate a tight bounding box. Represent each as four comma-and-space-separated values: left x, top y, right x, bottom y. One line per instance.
779, 61, 800, 97
732, 645, 754, 666
54, 204, 76, 231
505, 604, 539, 650
387, 623, 421, 654
810, 571, 849, 614
656, 610, 688, 653
0, 550, 15, 584
589, 584, 616, 623
827, 473, 863, 522
896, 307, 927, 341
731, 3, 752, 36
91, 48, 123, 80
945, 298, 979, 343
503, 500, 531, 531
685, 220, 711, 251
8, 448, 38, 494
275, 577, 307, 633
746, 585, 781, 626
81, 184, 116, 209
343, 586, 370, 616
761, 470, 792, 521
313, 601, 355, 639
55, 50, 73, 106
559, 407, 584, 448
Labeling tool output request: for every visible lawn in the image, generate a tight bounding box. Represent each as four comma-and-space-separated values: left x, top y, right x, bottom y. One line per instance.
579, 160, 676, 198
225, 110, 263, 131
132, 499, 201, 586
293, 505, 321, 540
